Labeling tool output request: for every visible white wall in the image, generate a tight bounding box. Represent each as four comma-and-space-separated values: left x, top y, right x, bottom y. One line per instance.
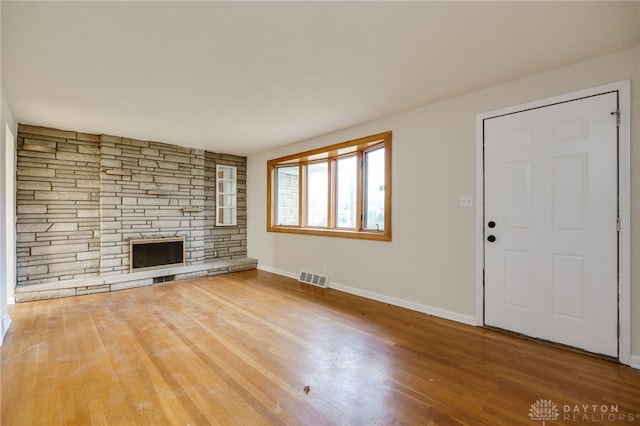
0, 3, 15, 345
0, 1, 6, 344
247, 47, 640, 358
4, 97, 16, 305
0, 92, 16, 345
1, 0, 18, 344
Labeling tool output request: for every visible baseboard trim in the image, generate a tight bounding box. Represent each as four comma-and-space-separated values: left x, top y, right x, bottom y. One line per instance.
257, 264, 476, 326
329, 281, 477, 326
257, 265, 299, 280
257, 265, 639, 368
0, 311, 12, 347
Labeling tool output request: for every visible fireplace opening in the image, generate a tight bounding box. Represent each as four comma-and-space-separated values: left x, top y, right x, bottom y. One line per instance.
130, 237, 185, 272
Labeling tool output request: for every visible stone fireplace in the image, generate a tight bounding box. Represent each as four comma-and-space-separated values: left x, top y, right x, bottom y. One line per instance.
14, 125, 256, 301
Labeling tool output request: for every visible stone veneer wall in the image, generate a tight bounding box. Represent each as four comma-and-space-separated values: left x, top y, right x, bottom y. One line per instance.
16, 126, 101, 283
204, 151, 248, 260
16, 125, 247, 285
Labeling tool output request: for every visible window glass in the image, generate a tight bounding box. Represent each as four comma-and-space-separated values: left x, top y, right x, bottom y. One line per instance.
336, 156, 357, 228
364, 147, 385, 231
275, 165, 299, 226
306, 162, 328, 227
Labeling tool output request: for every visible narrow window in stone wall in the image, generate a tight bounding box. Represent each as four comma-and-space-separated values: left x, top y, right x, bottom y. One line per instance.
267, 131, 391, 241
216, 165, 237, 226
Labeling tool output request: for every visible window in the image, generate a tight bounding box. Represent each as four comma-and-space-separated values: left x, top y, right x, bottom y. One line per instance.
336, 155, 357, 228
306, 161, 328, 226
216, 165, 237, 226
267, 131, 391, 241
275, 165, 299, 226
364, 147, 385, 231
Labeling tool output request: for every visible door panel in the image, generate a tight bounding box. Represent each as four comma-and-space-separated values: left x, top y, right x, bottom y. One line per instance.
553, 254, 586, 320
552, 154, 587, 231
503, 161, 532, 230
484, 92, 618, 357
504, 250, 532, 310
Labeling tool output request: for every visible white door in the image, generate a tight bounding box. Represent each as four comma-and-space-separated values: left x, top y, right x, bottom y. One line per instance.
484, 92, 618, 357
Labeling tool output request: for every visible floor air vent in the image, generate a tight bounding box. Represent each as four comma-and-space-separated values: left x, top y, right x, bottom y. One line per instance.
153, 275, 175, 284
298, 272, 328, 288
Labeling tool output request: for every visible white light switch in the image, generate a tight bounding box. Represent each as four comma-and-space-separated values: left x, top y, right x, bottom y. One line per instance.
459, 195, 473, 208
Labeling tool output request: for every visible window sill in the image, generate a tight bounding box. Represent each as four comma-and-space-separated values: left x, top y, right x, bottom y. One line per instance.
267, 226, 391, 241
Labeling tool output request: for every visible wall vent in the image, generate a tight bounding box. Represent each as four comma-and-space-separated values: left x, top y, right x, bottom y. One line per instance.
153, 275, 175, 284
298, 271, 328, 288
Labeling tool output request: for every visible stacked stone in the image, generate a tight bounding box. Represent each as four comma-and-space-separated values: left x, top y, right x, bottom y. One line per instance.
98, 135, 208, 274
16, 125, 101, 284
15, 124, 249, 286
205, 152, 247, 260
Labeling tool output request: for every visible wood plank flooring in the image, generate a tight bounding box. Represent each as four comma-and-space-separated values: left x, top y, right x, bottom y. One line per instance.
2, 270, 640, 425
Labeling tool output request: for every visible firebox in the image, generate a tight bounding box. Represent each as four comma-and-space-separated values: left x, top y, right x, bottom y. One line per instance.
129, 237, 186, 272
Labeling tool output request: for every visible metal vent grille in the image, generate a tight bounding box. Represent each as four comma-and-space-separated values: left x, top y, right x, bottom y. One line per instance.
153, 275, 175, 284
298, 271, 328, 288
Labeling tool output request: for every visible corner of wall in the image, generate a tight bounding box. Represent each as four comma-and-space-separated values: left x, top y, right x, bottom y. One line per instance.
2, 69, 20, 346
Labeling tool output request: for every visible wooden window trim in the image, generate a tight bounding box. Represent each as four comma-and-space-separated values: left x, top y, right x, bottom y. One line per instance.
267, 131, 392, 241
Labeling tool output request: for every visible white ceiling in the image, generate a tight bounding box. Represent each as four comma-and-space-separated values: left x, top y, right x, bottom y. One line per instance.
2, 1, 638, 156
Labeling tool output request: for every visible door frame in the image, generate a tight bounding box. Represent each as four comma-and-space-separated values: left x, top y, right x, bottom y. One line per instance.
475, 81, 631, 366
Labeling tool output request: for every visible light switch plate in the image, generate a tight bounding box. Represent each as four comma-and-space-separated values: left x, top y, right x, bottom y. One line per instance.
460, 195, 473, 208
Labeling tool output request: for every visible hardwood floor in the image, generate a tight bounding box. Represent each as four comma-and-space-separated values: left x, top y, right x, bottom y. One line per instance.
2, 270, 639, 425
